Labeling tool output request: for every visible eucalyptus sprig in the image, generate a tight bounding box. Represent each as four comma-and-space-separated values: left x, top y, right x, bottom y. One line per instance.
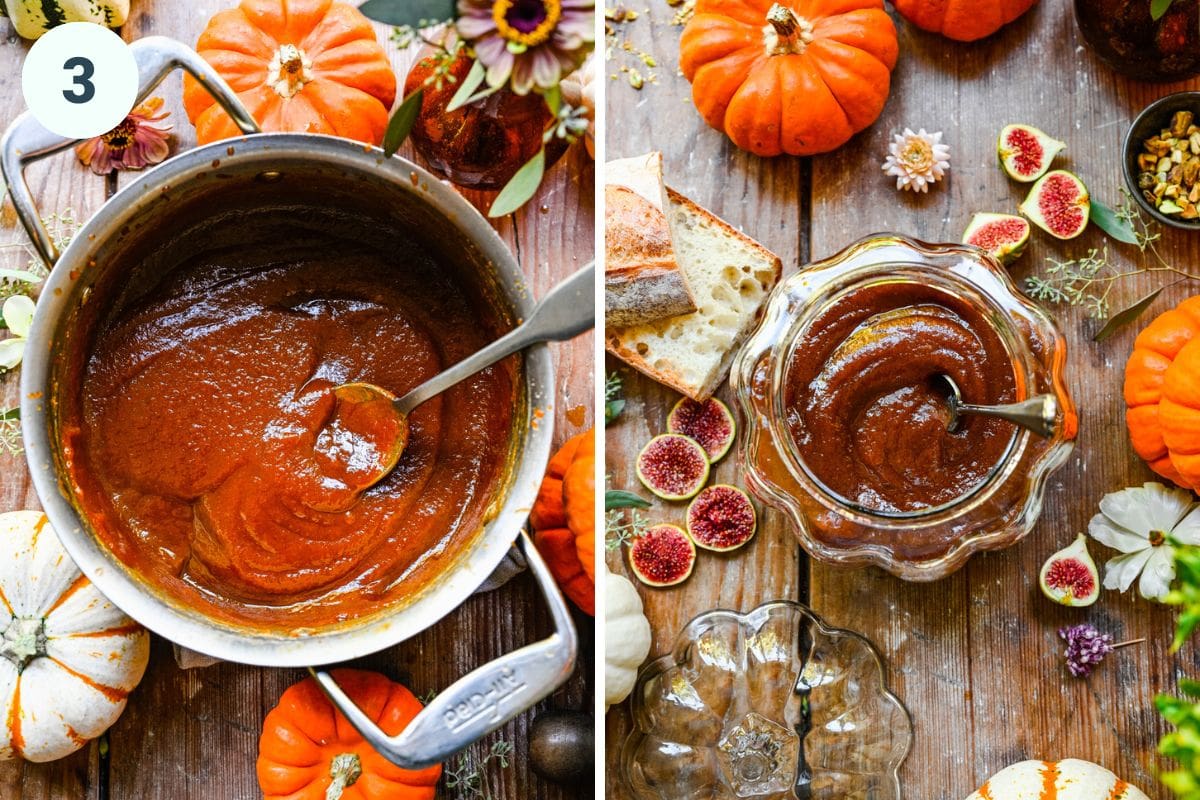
605, 372, 625, 424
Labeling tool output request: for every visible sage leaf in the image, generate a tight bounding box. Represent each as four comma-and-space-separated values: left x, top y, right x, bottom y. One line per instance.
605, 397, 625, 424
488, 147, 544, 217
445, 60, 486, 113
605, 489, 651, 510
1152, 0, 1175, 20
1094, 287, 1163, 342
382, 89, 423, 157
358, 0, 455, 26
0, 268, 44, 283
0, 408, 19, 421
1091, 198, 1139, 245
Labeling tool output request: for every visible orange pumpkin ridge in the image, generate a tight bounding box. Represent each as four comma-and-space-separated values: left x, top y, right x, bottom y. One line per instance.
531, 430, 596, 615
256, 669, 439, 800
1040, 760, 1059, 800
1124, 296, 1200, 490
679, 0, 897, 157
892, 0, 1038, 41
184, 0, 397, 146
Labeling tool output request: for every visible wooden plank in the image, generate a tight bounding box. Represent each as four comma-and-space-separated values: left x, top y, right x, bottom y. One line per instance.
807, 10, 1200, 800
0, 16, 107, 800
601, 2, 804, 795
0, 6, 593, 798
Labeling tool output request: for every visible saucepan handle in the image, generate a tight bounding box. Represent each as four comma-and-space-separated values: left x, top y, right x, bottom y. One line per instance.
0, 35, 259, 266
311, 531, 579, 770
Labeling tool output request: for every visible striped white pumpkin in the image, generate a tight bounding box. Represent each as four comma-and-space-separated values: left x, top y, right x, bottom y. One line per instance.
2, 0, 129, 40
0, 511, 149, 762
966, 759, 1150, 800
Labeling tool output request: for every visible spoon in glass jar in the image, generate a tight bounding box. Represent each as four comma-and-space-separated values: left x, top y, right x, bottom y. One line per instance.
322, 262, 595, 489
935, 374, 1059, 439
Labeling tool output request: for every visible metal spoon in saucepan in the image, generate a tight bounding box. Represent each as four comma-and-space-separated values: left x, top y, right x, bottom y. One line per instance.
324, 262, 595, 489
935, 373, 1059, 439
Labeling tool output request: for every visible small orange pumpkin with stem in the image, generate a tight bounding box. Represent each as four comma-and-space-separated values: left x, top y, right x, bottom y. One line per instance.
530, 429, 595, 615
678, 0, 898, 157
1124, 296, 1200, 490
184, 0, 397, 146
256, 669, 440, 800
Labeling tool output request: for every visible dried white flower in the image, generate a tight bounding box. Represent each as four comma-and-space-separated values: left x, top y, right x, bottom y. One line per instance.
882, 128, 950, 193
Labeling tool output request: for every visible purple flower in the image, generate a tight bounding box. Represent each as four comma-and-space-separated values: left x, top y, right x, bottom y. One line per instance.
457, 0, 595, 94
75, 97, 172, 176
1059, 624, 1113, 678
1059, 624, 1143, 678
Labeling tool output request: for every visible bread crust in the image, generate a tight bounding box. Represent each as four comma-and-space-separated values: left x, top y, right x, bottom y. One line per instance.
605, 185, 696, 326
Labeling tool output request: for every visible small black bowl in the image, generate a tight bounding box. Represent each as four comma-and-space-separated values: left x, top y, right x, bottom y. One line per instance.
1123, 91, 1200, 230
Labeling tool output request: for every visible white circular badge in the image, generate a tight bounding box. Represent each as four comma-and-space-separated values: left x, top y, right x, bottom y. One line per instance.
21, 23, 139, 140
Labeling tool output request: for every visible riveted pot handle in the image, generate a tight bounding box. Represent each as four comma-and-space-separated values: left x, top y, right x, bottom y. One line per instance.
310, 531, 579, 770
0, 36, 259, 266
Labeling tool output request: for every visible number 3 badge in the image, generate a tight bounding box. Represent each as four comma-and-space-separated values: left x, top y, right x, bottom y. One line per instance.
22, 23, 139, 140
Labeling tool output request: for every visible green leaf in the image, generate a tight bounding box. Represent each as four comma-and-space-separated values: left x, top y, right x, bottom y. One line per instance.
1152, 0, 1176, 21
605, 489, 651, 510
543, 85, 562, 117
0, 268, 42, 284
382, 89, 424, 157
488, 147, 545, 218
445, 60, 486, 113
1093, 287, 1163, 342
0, 408, 19, 421
605, 398, 625, 424
358, 0, 455, 26
1091, 198, 1140, 244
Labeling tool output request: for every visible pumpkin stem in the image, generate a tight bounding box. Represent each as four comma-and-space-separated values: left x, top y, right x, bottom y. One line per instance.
764, 3, 815, 56
325, 752, 363, 800
269, 43, 314, 99
0, 617, 46, 673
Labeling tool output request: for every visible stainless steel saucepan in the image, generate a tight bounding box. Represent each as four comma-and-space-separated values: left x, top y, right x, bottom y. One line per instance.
2, 36, 580, 769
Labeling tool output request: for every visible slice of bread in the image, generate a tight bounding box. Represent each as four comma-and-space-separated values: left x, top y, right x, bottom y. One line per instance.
604, 153, 697, 327
605, 185, 696, 326
605, 187, 782, 401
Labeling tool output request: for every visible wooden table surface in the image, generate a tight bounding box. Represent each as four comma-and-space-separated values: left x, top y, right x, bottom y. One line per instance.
604, 3, 1200, 798
0, 8, 595, 799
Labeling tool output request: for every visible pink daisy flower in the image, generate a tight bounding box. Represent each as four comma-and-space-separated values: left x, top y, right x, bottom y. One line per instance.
457, 0, 595, 94
76, 97, 172, 176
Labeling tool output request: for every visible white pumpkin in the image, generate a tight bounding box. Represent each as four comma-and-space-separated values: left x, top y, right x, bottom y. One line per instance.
2, 0, 130, 41
966, 759, 1150, 800
605, 568, 651, 710
0, 511, 149, 762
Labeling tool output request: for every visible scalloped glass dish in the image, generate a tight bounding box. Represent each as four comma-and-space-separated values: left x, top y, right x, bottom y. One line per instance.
731, 234, 1077, 581
620, 602, 912, 799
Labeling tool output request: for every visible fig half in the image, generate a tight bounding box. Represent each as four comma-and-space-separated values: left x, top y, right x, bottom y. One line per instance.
1039, 534, 1100, 607
1019, 170, 1090, 240
636, 434, 710, 501
962, 213, 1031, 265
666, 397, 736, 463
686, 484, 757, 552
998, 124, 1065, 183
629, 524, 696, 587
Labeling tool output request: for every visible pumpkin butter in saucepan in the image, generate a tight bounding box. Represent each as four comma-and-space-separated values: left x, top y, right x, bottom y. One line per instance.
62, 234, 516, 630
784, 281, 1018, 515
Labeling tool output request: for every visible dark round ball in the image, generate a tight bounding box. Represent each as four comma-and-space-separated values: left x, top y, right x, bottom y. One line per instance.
528, 709, 595, 784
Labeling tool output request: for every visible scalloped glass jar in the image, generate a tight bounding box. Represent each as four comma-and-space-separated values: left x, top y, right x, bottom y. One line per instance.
620, 602, 912, 800
731, 234, 1077, 581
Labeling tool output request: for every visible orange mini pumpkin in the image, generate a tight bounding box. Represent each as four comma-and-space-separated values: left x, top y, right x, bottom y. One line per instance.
892, 0, 1037, 42
1124, 296, 1200, 490
679, 0, 898, 157
530, 429, 595, 615
257, 669, 439, 800
184, 0, 397, 146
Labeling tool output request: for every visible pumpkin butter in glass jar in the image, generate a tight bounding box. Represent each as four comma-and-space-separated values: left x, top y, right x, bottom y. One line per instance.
733, 235, 1077, 580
